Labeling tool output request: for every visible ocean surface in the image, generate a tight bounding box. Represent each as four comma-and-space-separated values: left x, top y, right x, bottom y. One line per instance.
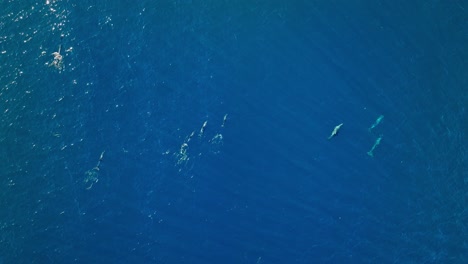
0, 1, 467, 263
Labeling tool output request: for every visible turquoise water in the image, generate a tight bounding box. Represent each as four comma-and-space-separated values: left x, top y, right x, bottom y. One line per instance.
0, 1, 466, 263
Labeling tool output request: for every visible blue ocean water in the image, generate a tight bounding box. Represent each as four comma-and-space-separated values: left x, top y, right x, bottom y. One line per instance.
1, 0, 467, 263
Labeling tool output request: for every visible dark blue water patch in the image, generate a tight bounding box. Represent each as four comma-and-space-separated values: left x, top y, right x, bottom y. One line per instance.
1, 0, 467, 263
